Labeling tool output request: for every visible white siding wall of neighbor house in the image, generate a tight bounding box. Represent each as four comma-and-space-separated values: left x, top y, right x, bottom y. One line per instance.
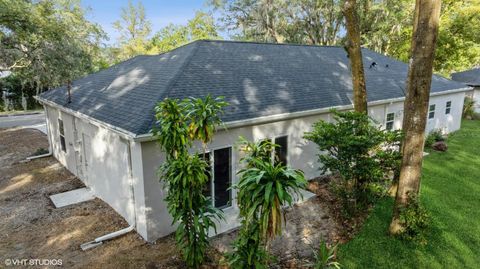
45, 105, 136, 226
138, 91, 466, 242
473, 88, 480, 113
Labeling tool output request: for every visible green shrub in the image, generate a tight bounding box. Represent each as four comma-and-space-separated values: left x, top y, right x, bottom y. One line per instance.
304, 110, 402, 215
398, 193, 430, 244
425, 129, 444, 148
307, 239, 341, 269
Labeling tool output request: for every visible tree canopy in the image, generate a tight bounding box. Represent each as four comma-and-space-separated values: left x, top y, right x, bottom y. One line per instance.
112, 0, 151, 60
148, 11, 221, 55
0, 0, 106, 92
211, 0, 480, 75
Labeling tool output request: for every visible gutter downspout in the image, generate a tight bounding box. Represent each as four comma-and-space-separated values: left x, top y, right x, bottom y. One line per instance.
80, 140, 138, 251
27, 153, 52, 160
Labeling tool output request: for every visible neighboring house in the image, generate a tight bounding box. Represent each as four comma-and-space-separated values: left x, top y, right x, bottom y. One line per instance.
451, 68, 480, 113
36, 40, 470, 242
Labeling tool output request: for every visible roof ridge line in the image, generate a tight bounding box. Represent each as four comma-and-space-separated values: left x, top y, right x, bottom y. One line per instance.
137, 41, 202, 135
64, 41, 201, 91
159, 41, 202, 100
199, 39, 344, 48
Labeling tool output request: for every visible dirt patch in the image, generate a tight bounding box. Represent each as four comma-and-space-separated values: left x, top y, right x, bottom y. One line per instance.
211, 190, 341, 268
0, 128, 221, 268
308, 176, 373, 243
211, 176, 374, 267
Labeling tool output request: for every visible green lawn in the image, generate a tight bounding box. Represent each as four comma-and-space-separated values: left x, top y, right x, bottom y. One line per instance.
337, 120, 480, 268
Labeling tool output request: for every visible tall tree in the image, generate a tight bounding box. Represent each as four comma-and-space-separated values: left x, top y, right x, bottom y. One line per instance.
113, 0, 151, 60
358, 0, 413, 55
0, 0, 106, 93
211, 0, 343, 45
343, 0, 367, 113
148, 11, 220, 54
435, 0, 480, 75
389, 0, 442, 235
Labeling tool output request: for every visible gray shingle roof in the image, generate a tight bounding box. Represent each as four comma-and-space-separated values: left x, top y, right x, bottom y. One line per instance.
451, 68, 480, 86
39, 40, 467, 136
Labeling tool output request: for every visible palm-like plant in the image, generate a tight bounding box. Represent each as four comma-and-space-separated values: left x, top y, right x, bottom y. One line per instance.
153, 98, 190, 159
237, 136, 276, 165
158, 153, 223, 268
183, 94, 228, 154
237, 158, 307, 241
308, 239, 341, 269
229, 138, 307, 268
154, 96, 228, 268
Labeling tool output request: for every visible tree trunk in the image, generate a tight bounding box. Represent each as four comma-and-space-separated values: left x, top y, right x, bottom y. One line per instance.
389, 0, 442, 235
343, 0, 368, 114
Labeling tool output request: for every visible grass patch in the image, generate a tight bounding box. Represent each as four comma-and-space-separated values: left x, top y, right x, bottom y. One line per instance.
337, 120, 480, 268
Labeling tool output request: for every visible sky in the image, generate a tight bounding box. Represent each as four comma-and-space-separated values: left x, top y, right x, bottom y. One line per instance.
81, 0, 222, 44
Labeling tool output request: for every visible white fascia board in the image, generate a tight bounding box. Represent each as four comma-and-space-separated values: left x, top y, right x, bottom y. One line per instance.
133, 87, 472, 142
35, 96, 136, 140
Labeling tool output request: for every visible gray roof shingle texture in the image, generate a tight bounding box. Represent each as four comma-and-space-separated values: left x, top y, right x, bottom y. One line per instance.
451, 68, 480, 86
40, 40, 467, 135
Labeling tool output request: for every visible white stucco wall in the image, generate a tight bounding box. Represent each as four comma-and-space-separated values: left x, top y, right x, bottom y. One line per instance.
138, 91, 466, 241
45, 106, 135, 225
43, 90, 466, 242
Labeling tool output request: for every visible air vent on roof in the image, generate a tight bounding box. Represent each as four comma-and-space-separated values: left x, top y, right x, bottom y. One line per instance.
369, 62, 377, 69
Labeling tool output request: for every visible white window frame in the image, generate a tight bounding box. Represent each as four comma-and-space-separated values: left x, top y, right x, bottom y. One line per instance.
58, 119, 66, 152
385, 112, 395, 131
202, 145, 234, 210
428, 104, 436, 119
445, 101, 452, 115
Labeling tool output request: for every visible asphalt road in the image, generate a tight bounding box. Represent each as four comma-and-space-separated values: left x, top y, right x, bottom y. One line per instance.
0, 113, 46, 130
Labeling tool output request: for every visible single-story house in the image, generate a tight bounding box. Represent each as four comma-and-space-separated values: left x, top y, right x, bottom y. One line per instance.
451, 68, 480, 112
36, 40, 470, 242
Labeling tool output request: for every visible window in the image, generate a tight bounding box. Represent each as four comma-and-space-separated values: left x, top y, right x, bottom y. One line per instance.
428, 104, 436, 119
201, 147, 232, 209
58, 119, 66, 152
213, 147, 232, 208
385, 113, 395, 131
445, 101, 452, 115
274, 136, 288, 166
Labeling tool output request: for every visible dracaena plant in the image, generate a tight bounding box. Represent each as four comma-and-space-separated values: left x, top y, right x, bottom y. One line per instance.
228, 138, 307, 268
158, 153, 223, 267
183, 94, 228, 155
153, 96, 228, 268
153, 98, 190, 159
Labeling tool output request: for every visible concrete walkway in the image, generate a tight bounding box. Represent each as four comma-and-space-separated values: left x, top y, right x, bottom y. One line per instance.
50, 188, 95, 208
